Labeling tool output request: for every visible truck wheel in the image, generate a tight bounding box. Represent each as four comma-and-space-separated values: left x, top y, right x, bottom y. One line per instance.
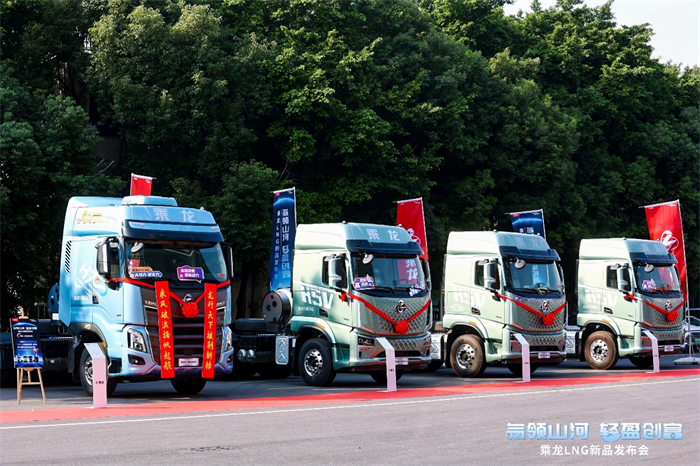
257, 362, 293, 379
79, 348, 117, 397
370, 370, 404, 384
629, 355, 654, 369
507, 364, 538, 376
298, 338, 336, 386
584, 331, 618, 370
171, 379, 207, 395
450, 334, 486, 377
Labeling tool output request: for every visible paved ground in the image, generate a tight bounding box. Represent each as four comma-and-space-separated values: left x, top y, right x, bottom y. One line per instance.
1, 358, 698, 465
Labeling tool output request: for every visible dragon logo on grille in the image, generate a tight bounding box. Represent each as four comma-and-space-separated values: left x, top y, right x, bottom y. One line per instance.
396, 300, 407, 314
540, 301, 550, 313
665, 300, 672, 311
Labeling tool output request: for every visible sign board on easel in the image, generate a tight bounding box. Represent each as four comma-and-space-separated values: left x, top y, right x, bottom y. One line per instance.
11, 318, 46, 404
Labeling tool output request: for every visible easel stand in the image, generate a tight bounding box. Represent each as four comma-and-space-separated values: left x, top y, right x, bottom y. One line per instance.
16, 368, 46, 404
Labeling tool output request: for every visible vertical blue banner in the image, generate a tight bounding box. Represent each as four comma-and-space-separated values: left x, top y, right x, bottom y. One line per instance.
510, 209, 546, 238
270, 188, 297, 291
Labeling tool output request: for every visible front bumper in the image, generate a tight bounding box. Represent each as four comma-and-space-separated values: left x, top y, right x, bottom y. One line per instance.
500, 329, 567, 365
116, 347, 234, 381
336, 331, 432, 372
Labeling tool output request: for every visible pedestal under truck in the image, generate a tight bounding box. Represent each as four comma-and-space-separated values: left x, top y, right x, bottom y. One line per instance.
44, 196, 234, 395
431, 231, 567, 377
231, 223, 433, 386
565, 238, 686, 369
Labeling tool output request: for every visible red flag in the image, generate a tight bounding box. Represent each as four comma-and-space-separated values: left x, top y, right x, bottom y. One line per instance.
396, 198, 428, 261
130, 174, 153, 196
644, 200, 688, 303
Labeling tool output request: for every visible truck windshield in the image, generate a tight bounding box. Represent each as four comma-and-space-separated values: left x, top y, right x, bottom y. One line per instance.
635, 264, 680, 294
505, 261, 563, 294
351, 254, 426, 293
126, 241, 228, 283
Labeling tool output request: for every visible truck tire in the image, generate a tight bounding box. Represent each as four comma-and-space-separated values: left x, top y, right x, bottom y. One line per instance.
171, 379, 207, 395
298, 338, 336, 386
450, 334, 486, 378
629, 355, 654, 369
370, 370, 404, 384
584, 331, 618, 370
257, 362, 293, 379
79, 348, 117, 397
507, 364, 538, 376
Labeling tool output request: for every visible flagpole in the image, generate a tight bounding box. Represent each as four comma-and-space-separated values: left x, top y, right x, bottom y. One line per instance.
640, 200, 678, 209
394, 197, 423, 204
676, 200, 690, 305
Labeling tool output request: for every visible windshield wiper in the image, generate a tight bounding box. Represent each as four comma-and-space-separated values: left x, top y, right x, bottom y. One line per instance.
372, 286, 395, 294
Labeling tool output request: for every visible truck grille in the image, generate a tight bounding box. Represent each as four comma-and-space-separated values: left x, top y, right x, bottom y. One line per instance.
142, 288, 226, 367
359, 296, 430, 335
642, 296, 684, 328
510, 296, 566, 332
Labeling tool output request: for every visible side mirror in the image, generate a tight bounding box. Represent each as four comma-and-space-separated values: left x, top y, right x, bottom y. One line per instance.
96, 239, 111, 279
420, 258, 432, 290
329, 256, 345, 289
617, 267, 631, 293
221, 242, 234, 280
484, 262, 499, 292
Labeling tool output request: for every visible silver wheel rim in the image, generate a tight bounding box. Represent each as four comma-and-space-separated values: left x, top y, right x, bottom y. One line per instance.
455, 343, 476, 371
589, 339, 609, 363
84, 356, 93, 387
303, 348, 324, 377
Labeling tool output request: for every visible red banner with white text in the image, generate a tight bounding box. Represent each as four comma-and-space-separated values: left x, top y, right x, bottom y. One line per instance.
202, 283, 217, 378
155, 281, 175, 378
396, 198, 428, 261
644, 200, 688, 303
131, 173, 153, 196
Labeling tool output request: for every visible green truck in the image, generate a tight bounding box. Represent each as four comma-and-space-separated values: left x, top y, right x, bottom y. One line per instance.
566, 238, 686, 369
430, 231, 567, 377
231, 222, 433, 386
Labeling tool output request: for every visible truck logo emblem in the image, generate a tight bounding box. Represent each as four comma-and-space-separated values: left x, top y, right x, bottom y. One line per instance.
540, 301, 549, 313
396, 300, 407, 314
665, 300, 672, 311
183, 294, 193, 303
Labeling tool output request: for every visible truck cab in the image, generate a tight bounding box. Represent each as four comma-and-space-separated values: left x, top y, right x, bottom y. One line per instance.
233, 223, 433, 386
434, 231, 567, 377
59, 196, 234, 395
573, 238, 685, 369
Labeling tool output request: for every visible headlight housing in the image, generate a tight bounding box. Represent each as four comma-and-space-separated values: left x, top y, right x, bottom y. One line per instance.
223, 327, 233, 352
127, 328, 147, 353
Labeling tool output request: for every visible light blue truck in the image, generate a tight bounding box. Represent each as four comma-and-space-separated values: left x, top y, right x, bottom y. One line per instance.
51, 195, 235, 395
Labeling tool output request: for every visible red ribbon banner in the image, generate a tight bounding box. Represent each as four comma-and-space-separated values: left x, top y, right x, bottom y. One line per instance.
340, 291, 430, 335
202, 283, 217, 379
496, 293, 565, 327
155, 281, 175, 378
112, 278, 230, 377
624, 295, 682, 322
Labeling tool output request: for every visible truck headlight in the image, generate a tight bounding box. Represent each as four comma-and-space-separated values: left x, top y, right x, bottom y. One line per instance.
127, 328, 147, 353
223, 327, 233, 352
358, 335, 374, 347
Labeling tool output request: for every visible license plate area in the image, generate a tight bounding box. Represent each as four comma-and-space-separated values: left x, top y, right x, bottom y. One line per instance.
178, 357, 199, 367
537, 351, 551, 359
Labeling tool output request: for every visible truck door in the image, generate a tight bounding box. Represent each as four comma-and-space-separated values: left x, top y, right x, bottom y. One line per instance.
323, 254, 350, 327
602, 262, 635, 335
476, 257, 503, 323
94, 238, 124, 324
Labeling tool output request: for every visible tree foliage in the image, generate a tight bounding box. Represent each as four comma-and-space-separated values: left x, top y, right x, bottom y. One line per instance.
2, 0, 698, 318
